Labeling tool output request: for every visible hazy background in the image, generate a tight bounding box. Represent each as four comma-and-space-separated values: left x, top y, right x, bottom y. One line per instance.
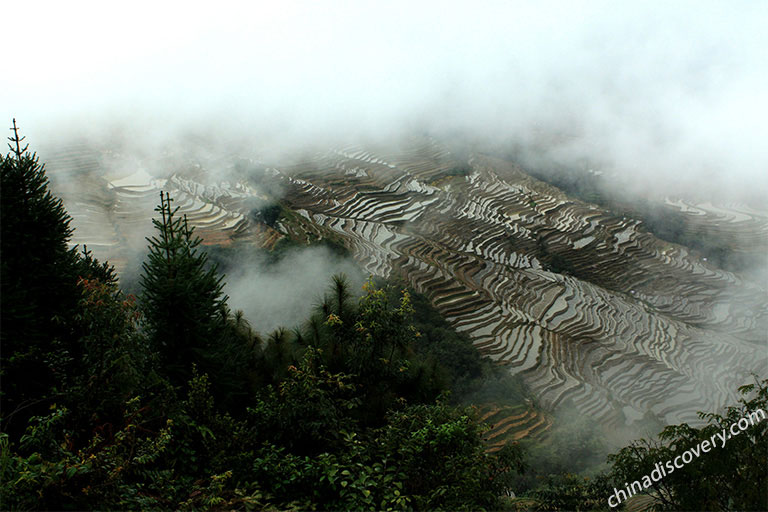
4, 3, 766, 444
3, 0, 767, 200
223, 247, 364, 334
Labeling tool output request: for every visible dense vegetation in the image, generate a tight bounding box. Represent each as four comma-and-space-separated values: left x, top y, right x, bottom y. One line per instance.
0, 128, 524, 510
1, 125, 765, 510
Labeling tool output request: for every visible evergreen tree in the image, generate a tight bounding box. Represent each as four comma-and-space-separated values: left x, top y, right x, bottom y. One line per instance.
139, 192, 235, 390
1, 120, 121, 436
1, 120, 122, 435
1, 121, 73, 336
1, 120, 80, 430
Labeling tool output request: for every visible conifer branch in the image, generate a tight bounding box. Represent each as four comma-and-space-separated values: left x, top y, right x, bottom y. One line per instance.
8, 118, 29, 158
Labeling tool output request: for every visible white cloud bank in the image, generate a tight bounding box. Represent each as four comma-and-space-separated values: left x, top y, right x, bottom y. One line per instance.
3, 1, 767, 198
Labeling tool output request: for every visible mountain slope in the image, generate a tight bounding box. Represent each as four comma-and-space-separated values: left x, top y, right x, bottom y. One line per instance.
46, 137, 768, 427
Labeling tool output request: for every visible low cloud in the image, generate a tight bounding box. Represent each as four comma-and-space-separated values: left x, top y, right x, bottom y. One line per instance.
223, 246, 364, 335
3, 1, 766, 201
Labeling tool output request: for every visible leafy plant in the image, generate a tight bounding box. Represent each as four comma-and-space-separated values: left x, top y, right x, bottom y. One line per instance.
608, 378, 768, 511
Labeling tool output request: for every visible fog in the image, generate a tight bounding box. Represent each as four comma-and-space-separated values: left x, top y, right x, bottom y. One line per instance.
223, 248, 364, 335
4, 2, 766, 467
3, 1, 767, 200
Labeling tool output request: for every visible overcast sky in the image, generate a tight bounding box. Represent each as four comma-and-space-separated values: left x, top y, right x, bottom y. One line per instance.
4, 1, 767, 198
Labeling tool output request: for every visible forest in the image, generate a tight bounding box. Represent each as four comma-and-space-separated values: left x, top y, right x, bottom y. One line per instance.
1, 126, 766, 511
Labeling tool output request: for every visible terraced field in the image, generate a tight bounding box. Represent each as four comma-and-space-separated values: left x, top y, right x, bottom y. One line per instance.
46, 137, 768, 431
44, 144, 270, 273
478, 404, 552, 453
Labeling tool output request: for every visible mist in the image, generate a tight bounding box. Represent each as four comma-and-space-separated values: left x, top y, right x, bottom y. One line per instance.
222, 247, 364, 335
3, 1, 767, 201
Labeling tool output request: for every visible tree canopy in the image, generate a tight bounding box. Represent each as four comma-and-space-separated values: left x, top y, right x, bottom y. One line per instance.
1, 123, 765, 511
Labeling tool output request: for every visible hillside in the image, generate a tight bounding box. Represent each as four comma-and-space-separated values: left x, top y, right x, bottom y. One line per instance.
44, 136, 768, 430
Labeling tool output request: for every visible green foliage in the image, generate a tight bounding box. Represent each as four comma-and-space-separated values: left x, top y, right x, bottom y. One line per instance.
400, 285, 482, 392
249, 439, 408, 511
247, 398, 525, 511
139, 192, 260, 406
0, 121, 75, 347
62, 277, 156, 434
1, 122, 81, 430
386, 280, 530, 406
524, 473, 615, 512
607, 378, 768, 511
140, 192, 229, 385
7, 124, 768, 512
248, 348, 360, 455
380, 402, 526, 510
345, 277, 418, 374
305, 276, 446, 423
1, 122, 120, 439
1, 400, 173, 510
0, 130, 542, 510
253, 203, 282, 227
519, 382, 768, 511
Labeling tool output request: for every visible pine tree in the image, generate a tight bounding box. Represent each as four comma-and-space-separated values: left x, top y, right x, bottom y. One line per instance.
1, 120, 120, 435
1, 120, 75, 343
139, 192, 230, 387
0, 120, 83, 430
